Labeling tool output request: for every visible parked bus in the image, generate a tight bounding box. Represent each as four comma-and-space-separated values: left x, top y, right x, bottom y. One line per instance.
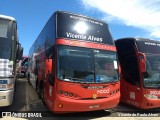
115, 37, 160, 109
0, 15, 23, 107
28, 11, 120, 113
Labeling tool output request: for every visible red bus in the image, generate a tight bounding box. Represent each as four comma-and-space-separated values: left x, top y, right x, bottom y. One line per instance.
28, 11, 120, 113
115, 37, 160, 109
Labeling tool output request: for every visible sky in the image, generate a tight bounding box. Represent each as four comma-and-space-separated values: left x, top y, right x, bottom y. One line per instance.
1, 0, 160, 55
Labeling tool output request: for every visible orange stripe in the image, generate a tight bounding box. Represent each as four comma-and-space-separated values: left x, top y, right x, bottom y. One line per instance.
56, 39, 116, 51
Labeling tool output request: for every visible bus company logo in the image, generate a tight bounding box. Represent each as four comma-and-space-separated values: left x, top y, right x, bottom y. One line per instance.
2, 112, 12, 117
127, 99, 139, 107
65, 40, 80, 45
92, 94, 97, 99
97, 89, 110, 94
2, 112, 42, 118
150, 91, 160, 95
81, 85, 106, 89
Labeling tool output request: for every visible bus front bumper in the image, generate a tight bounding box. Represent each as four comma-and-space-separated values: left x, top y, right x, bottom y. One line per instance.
53, 93, 120, 113
141, 99, 160, 109
0, 89, 14, 107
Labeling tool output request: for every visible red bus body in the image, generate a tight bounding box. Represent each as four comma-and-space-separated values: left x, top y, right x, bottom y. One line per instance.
28, 11, 120, 113
115, 38, 160, 109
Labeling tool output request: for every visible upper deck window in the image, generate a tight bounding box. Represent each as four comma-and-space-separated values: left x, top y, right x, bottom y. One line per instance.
137, 40, 160, 54
56, 12, 114, 45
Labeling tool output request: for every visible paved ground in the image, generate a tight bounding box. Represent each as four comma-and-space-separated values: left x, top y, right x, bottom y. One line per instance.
0, 78, 160, 120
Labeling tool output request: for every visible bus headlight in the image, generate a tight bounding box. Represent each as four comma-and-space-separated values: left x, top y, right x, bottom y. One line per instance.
58, 90, 77, 99
0, 84, 13, 90
144, 94, 158, 99
7, 84, 14, 89
0, 84, 7, 89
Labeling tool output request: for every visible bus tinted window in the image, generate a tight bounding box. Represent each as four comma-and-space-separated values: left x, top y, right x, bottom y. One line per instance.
0, 19, 12, 59
0, 24, 7, 38
56, 12, 114, 45
137, 40, 160, 54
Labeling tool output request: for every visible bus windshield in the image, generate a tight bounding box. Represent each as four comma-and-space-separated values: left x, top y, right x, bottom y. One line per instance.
94, 50, 118, 83
57, 45, 118, 83
144, 54, 160, 88
0, 19, 12, 60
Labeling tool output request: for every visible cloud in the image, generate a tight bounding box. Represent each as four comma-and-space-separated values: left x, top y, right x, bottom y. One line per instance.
81, 0, 160, 38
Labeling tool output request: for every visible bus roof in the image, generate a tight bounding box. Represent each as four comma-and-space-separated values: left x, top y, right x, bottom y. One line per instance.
116, 37, 160, 54
55, 10, 108, 25
116, 37, 159, 43
135, 38, 160, 43
0, 14, 16, 21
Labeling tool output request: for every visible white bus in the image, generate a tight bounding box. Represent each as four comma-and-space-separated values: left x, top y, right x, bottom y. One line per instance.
0, 15, 23, 107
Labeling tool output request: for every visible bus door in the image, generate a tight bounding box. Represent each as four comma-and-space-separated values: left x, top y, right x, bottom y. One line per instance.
122, 53, 143, 107
125, 81, 142, 107
44, 58, 54, 108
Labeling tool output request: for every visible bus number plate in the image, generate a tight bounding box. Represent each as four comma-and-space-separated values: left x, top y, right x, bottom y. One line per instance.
0, 84, 6, 89
89, 104, 100, 109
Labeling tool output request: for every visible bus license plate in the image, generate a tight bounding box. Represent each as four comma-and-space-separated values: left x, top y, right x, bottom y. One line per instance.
0, 84, 6, 89
89, 104, 100, 109
0, 96, 6, 100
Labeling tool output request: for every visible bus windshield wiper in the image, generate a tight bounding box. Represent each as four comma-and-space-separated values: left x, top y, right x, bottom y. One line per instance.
66, 77, 93, 84
64, 77, 86, 83
72, 78, 93, 83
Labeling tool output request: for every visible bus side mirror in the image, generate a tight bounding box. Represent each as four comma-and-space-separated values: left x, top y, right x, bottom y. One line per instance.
118, 64, 121, 74
137, 52, 146, 73
46, 59, 54, 86
19, 47, 23, 60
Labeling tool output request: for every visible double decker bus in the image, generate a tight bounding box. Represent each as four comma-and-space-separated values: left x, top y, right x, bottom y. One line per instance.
28, 11, 120, 113
0, 15, 23, 106
115, 37, 160, 109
